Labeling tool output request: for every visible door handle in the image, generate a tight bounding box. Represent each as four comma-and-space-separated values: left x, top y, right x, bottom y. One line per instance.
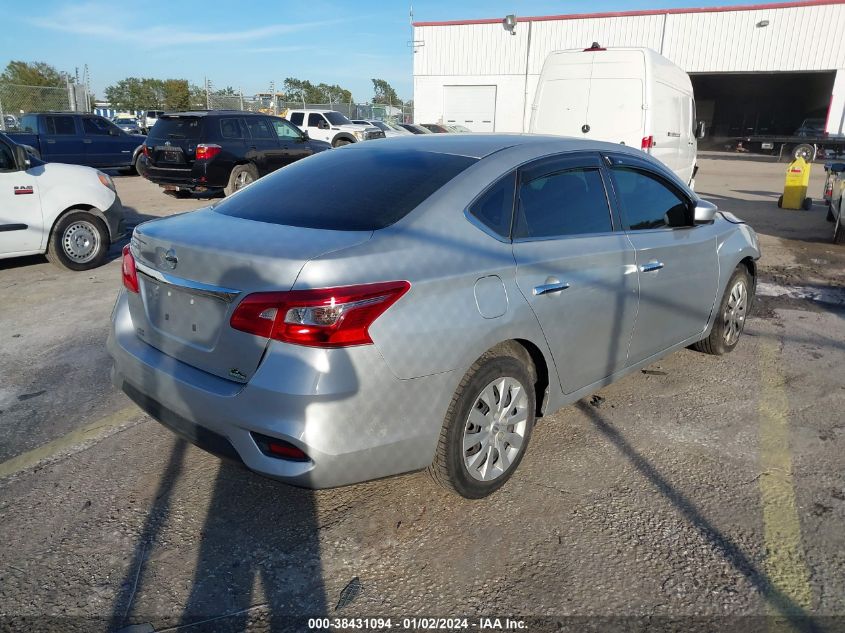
640, 261, 665, 272
533, 281, 570, 296
83, 139, 92, 144
46, 139, 56, 144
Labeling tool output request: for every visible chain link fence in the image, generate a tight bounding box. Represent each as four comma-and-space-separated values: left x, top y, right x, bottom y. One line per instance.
0, 82, 92, 130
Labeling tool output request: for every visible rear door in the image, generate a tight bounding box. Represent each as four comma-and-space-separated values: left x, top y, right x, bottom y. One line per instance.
443, 85, 496, 132
243, 116, 284, 175
605, 152, 718, 364
512, 152, 638, 393
41, 115, 85, 164
586, 51, 645, 147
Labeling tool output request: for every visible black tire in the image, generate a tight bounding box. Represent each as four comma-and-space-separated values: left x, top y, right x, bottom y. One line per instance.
224, 163, 258, 196
333, 137, 353, 148
827, 203, 835, 222
693, 265, 753, 356
777, 195, 784, 208
802, 197, 813, 211
834, 211, 845, 244
46, 210, 110, 271
428, 343, 536, 499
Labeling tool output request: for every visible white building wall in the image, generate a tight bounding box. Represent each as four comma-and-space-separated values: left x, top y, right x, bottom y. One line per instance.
413, 1, 845, 132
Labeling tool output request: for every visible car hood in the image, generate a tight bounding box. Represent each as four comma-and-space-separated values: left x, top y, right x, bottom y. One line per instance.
31, 161, 104, 185
336, 124, 377, 132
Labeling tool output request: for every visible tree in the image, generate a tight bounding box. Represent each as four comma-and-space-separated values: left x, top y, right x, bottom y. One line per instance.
104, 78, 161, 111
317, 83, 353, 104
283, 78, 353, 105
162, 79, 190, 110
189, 84, 206, 109
372, 79, 401, 106
1, 61, 66, 87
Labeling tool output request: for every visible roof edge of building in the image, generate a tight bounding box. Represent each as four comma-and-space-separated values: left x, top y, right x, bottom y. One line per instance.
412, 0, 843, 27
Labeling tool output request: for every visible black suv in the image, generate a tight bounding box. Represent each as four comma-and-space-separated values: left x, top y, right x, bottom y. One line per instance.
138, 110, 330, 196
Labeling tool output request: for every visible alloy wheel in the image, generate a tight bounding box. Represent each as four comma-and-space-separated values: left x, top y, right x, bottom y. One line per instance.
723, 279, 748, 346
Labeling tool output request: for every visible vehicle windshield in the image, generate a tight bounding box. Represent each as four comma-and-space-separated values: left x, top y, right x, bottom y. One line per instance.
371, 121, 390, 132
114, 118, 135, 124
324, 111, 351, 125
214, 147, 478, 231
147, 117, 203, 140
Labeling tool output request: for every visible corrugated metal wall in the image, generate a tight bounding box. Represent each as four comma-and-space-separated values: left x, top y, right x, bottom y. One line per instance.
414, 3, 845, 77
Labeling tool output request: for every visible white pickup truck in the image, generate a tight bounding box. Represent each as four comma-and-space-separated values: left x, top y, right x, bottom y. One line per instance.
286, 109, 384, 147
0, 133, 125, 270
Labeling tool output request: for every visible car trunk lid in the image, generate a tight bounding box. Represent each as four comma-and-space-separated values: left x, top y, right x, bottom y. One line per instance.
128, 209, 373, 383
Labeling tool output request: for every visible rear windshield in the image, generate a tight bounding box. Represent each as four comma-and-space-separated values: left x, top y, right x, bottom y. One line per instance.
148, 117, 203, 141
214, 147, 478, 231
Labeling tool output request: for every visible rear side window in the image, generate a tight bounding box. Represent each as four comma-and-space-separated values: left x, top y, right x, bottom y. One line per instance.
45, 116, 76, 135
514, 168, 613, 239
219, 118, 244, 139
245, 117, 275, 140
610, 167, 690, 230
468, 173, 516, 239
289, 112, 304, 126
148, 117, 203, 141
215, 147, 478, 231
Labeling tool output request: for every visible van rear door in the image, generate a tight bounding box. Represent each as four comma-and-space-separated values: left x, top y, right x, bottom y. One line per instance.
586, 50, 645, 148
531, 54, 591, 137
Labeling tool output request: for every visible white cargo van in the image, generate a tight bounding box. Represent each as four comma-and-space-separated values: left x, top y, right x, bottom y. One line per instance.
529, 45, 704, 186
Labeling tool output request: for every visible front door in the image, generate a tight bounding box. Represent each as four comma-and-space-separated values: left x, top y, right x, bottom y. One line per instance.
512, 152, 639, 394
82, 115, 128, 167
270, 118, 312, 167
605, 153, 719, 364
0, 139, 43, 255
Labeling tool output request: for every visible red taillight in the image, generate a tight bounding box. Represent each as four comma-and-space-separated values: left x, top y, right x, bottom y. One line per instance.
141, 144, 150, 157
195, 144, 222, 161
253, 433, 310, 461
230, 281, 411, 348
641, 135, 654, 151
121, 245, 139, 293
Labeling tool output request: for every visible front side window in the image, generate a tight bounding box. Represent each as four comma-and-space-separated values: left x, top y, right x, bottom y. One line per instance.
20, 115, 38, 133
610, 167, 691, 230
514, 168, 613, 239
468, 172, 516, 239
45, 116, 76, 135
272, 118, 301, 139
324, 111, 351, 125
0, 143, 16, 172
307, 113, 326, 128
289, 112, 304, 126
83, 117, 113, 135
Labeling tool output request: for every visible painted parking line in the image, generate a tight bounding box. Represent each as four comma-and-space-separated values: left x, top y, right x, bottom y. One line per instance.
0, 405, 141, 479
758, 339, 812, 615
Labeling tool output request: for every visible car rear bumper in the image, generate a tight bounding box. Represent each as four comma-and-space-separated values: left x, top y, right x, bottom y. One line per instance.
138, 157, 228, 190
107, 291, 455, 488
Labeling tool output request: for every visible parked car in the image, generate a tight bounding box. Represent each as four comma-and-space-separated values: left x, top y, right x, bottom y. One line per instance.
109, 134, 760, 498
351, 120, 405, 138
0, 132, 125, 270
447, 124, 472, 133
113, 116, 144, 135
286, 109, 384, 147
137, 110, 330, 196
2, 114, 19, 131
397, 123, 432, 134
143, 110, 165, 133
7, 112, 145, 170
421, 123, 452, 133
530, 46, 704, 187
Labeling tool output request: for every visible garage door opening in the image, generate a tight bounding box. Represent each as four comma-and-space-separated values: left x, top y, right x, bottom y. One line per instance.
691, 71, 835, 148
443, 85, 497, 132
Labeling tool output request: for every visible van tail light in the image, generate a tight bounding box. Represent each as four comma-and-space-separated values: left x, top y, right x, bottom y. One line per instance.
641, 136, 654, 151
122, 245, 139, 293
230, 281, 411, 348
195, 144, 222, 161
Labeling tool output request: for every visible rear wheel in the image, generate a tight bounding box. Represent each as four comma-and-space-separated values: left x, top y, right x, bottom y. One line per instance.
46, 210, 110, 271
428, 344, 536, 499
693, 266, 752, 355
777, 195, 784, 208
802, 197, 813, 211
224, 163, 258, 196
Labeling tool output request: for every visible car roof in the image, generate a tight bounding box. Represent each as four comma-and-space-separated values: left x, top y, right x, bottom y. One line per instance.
343, 133, 646, 159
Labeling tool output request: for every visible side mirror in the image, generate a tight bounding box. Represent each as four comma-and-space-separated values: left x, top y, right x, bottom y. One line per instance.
14, 145, 31, 170
300, 129, 309, 140
696, 120, 706, 139
693, 199, 717, 224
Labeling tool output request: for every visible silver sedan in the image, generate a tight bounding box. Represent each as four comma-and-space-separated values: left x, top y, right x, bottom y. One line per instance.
108, 135, 760, 498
